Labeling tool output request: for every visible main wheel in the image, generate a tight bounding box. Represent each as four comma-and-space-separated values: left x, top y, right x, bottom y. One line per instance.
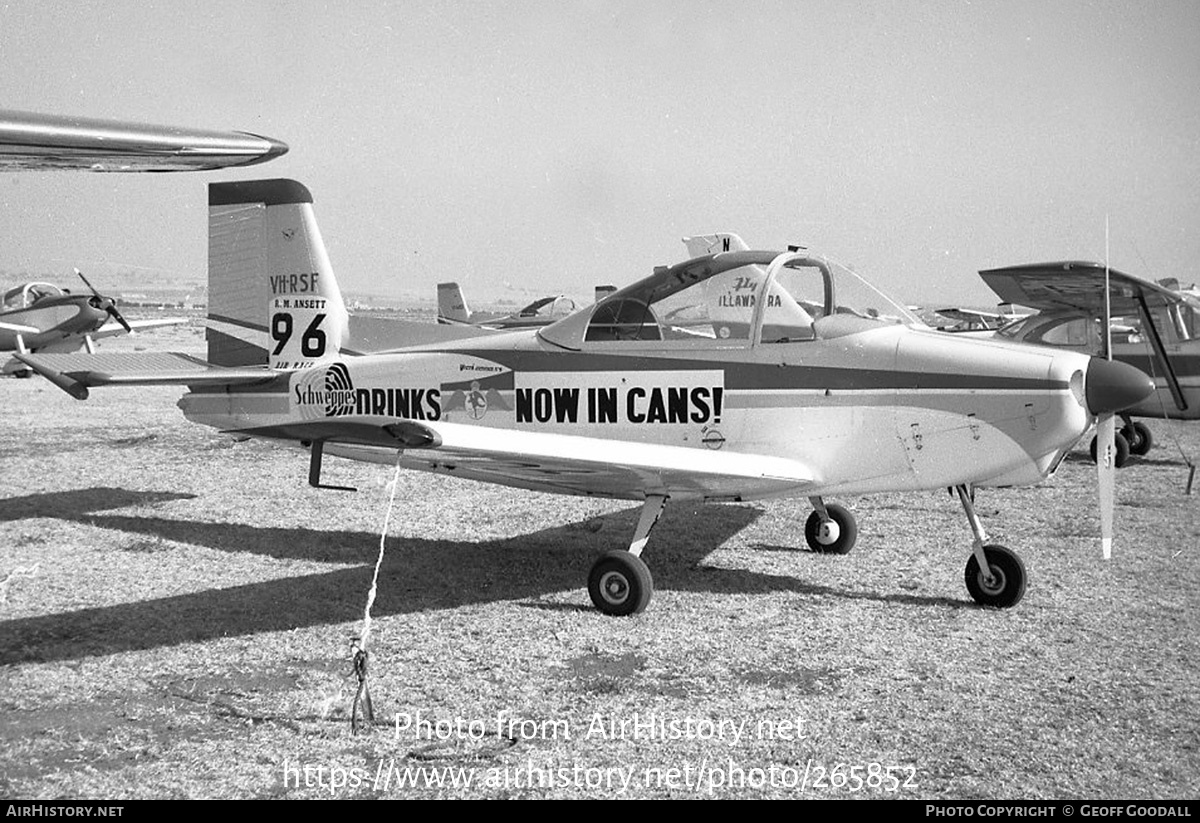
1126, 421, 1153, 456
588, 550, 653, 616
964, 544, 1027, 608
1090, 431, 1130, 468
804, 503, 858, 554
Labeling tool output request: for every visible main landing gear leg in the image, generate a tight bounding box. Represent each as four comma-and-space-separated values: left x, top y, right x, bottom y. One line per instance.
804, 496, 858, 554
956, 485, 1027, 608
587, 494, 664, 616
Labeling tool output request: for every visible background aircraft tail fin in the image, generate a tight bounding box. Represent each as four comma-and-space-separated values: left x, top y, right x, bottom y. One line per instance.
207, 179, 349, 369
437, 282, 471, 325
682, 233, 750, 258
594, 284, 617, 303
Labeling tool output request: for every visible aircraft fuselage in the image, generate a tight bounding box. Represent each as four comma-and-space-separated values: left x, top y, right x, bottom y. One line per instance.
180, 320, 1099, 501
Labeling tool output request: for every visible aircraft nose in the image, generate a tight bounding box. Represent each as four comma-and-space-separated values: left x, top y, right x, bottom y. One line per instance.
1085, 357, 1155, 416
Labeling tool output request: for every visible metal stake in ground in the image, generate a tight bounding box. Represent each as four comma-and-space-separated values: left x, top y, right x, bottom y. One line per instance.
350, 453, 404, 734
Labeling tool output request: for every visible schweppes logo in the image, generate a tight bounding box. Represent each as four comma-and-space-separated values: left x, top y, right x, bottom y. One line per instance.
293, 362, 441, 421
323, 362, 356, 416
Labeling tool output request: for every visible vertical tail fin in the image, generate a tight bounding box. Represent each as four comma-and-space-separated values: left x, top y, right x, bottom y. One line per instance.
207, 179, 349, 369
682, 233, 750, 258
437, 281, 471, 325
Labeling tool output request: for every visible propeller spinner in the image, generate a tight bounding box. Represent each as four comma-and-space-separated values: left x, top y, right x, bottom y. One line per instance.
75, 268, 133, 333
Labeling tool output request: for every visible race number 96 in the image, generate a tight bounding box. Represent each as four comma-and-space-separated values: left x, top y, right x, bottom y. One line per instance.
270, 310, 327, 366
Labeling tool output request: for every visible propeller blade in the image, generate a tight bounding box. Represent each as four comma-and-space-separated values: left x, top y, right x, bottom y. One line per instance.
1096, 412, 1115, 560
107, 304, 134, 334
75, 267, 101, 298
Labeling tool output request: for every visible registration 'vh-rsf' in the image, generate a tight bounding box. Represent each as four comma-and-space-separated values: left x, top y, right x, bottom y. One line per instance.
19, 180, 1153, 615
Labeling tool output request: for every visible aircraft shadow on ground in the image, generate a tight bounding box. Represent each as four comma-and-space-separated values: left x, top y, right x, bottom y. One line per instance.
0, 487, 196, 522
0, 495, 862, 664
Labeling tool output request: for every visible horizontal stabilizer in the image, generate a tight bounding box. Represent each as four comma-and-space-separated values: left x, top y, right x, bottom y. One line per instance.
14, 351, 275, 396
346, 315, 497, 353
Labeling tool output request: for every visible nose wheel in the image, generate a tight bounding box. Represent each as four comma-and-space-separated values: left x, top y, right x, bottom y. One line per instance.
956, 485, 1027, 608
1121, 420, 1153, 456
964, 544, 1027, 608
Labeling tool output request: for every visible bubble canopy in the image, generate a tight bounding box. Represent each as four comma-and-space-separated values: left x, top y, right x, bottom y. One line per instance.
538, 250, 921, 350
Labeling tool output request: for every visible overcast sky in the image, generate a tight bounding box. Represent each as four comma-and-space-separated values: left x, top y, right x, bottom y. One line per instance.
1, 0, 1198, 307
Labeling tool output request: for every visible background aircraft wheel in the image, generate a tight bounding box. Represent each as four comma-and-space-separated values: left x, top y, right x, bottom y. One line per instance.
1089, 431, 1130, 468
13, 369, 32, 379
1126, 421, 1153, 456
588, 550, 653, 616
964, 544, 1027, 608
804, 503, 858, 554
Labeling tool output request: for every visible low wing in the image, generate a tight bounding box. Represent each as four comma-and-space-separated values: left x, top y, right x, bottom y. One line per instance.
0, 109, 287, 172
0, 319, 41, 336
89, 317, 190, 341
314, 419, 817, 501
979, 261, 1198, 315
936, 307, 1003, 323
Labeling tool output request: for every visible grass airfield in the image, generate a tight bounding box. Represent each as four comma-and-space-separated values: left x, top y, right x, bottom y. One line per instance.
1, 317, 1198, 799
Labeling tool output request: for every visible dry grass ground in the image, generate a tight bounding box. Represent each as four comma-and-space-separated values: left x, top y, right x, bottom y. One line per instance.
1, 320, 1197, 799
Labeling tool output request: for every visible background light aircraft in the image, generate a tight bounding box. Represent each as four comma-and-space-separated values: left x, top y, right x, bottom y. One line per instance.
1, 270, 186, 375
436, 282, 579, 329
934, 306, 1029, 332
0, 109, 288, 172
18, 179, 1154, 615
0, 109, 287, 373
979, 261, 1200, 464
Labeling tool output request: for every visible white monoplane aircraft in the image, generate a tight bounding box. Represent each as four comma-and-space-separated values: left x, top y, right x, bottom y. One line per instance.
18, 180, 1154, 615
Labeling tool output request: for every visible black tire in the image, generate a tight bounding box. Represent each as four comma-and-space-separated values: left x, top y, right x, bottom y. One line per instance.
1127, 422, 1153, 456
588, 550, 653, 616
804, 503, 858, 554
964, 544, 1027, 608
1090, 431, 1130, 468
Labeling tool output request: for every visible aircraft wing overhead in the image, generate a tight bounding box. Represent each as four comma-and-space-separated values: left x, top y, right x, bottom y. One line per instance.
321, 420, 817, 500
979, 261, 1196, 315
0, 110, 288, 172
